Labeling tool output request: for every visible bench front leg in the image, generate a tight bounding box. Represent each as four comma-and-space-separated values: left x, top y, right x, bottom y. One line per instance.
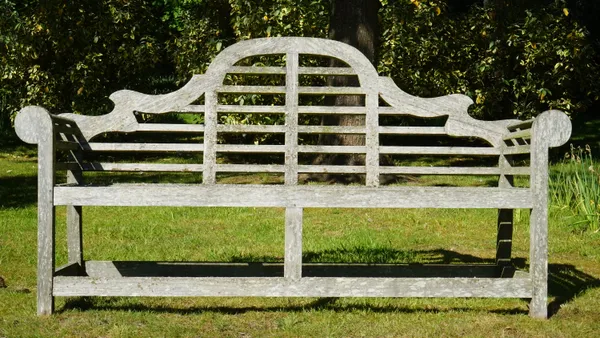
37, 125, 56, 316
15, 106, 58, 315
529, 110, 572, 319
66, 171, 84, 271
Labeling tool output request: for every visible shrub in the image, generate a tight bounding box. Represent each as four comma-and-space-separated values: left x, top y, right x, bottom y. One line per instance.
379, 0, 600, 120
551, 144, 600, 233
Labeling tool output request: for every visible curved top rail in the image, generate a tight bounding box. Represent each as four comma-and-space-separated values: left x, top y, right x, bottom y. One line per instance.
206, 37, 379, 90
56, 38, 382, 140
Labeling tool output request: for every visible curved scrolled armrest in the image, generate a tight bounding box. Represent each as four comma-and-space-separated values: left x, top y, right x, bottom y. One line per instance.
532, 110, 572, 148
14, 106, 54, 145
15, 106, 79, 145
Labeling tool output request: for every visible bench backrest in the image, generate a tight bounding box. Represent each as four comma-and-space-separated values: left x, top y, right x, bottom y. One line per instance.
35, 38, 537, 187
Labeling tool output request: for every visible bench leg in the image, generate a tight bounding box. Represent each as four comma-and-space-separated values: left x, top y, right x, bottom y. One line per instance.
66, 170, 84, 273
284, 207, 303, 281
496, 209, 513, 270
497, 155, 514, 271
529, 206, 548, 319
67, 205, 83, 267
38, 202, 55, 315
37, 140, 56, 316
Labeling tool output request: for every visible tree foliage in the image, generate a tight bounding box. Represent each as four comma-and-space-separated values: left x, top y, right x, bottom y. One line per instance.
1, 0, 599, 138
379, 0, 599, 120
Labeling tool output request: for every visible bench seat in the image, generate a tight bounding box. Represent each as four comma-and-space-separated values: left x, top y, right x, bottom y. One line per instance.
54, 184, 533, 209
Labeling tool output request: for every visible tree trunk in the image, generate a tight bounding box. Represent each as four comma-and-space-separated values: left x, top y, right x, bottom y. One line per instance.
312, 0, 380, 181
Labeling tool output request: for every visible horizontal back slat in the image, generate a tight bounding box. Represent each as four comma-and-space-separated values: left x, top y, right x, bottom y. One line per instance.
297, 165, 366, 174
84, 143, 204, 152
503, 129, 531, 141
298, 126, 365, 134
378, 127, 446, 135
379, 146, 501, 156
298, 145, 366, 154
224, 66, 355, 75
62, 163, 205, 172
54, 185, 533, 208
216, 164, 284, 173
298, 106, 366, 114
502, 145, 531, 155
137, 124, 205, 133
379, 166, 530, 176
227, 66, 286, 74
298, 87, 365, 95
218, 85, 286, 94
217, 125, 285, 133
216, 144, 286, 153
299, 67, 355, 75
217, 105, 285, 113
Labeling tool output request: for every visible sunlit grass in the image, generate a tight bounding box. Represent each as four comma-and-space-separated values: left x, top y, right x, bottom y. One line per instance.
551, 144, 600, 233
1, 154, 600, 336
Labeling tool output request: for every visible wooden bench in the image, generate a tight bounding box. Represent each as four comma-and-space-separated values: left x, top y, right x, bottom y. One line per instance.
15, 37, 571, 318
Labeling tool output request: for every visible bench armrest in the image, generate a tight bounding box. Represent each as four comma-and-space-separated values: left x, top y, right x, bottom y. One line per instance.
15, 106, 79, 145
531, 110, 571, 149
501, 110, 571, 155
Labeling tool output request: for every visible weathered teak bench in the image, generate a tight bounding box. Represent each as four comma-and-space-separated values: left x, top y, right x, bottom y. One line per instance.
15, 37, 571, 318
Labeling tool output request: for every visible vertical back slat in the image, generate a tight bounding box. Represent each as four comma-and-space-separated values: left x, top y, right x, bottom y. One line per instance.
285, 52, 299, 185
203, 92, 217, 184
365, 92, 379, 186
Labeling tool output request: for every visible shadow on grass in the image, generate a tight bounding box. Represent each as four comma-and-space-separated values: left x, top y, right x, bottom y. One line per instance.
61, 296, 528, 316
0, 175, 37, 208
547, 264, 600, 318
60, 248, 599, 317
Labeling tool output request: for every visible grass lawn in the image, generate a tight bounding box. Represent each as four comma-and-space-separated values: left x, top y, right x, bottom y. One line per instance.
1, 146, 600, 337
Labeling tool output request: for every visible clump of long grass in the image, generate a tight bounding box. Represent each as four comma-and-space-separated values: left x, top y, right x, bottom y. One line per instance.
551, 144, 600, 233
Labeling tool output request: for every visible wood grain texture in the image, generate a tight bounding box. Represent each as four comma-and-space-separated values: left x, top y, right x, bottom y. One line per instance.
13, 38, 574, 318
217, 105, 285, 113
137, 124, 205, 133
379, 146, 501, 156
83, 143, 204, 152
202, 92, 217, 184
66, 171, 83, 267
298, 106, 365, 114
496, 154, 515, 266
378, 126, 446, 135
365, 91, 380, 186
284, 208, 303, 280
54, 185, 533, 209
21, 107, 58, 315
284, 52, 299, 185
379, 166, 530, 176
529, 110, 572, 319
53, 276, 532, 298
75, 163, 205, 172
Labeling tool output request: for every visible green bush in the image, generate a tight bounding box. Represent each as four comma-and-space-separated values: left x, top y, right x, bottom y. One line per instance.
1, 0, 171, 123
1, 0, 599, 138
379, 0, 599, 120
